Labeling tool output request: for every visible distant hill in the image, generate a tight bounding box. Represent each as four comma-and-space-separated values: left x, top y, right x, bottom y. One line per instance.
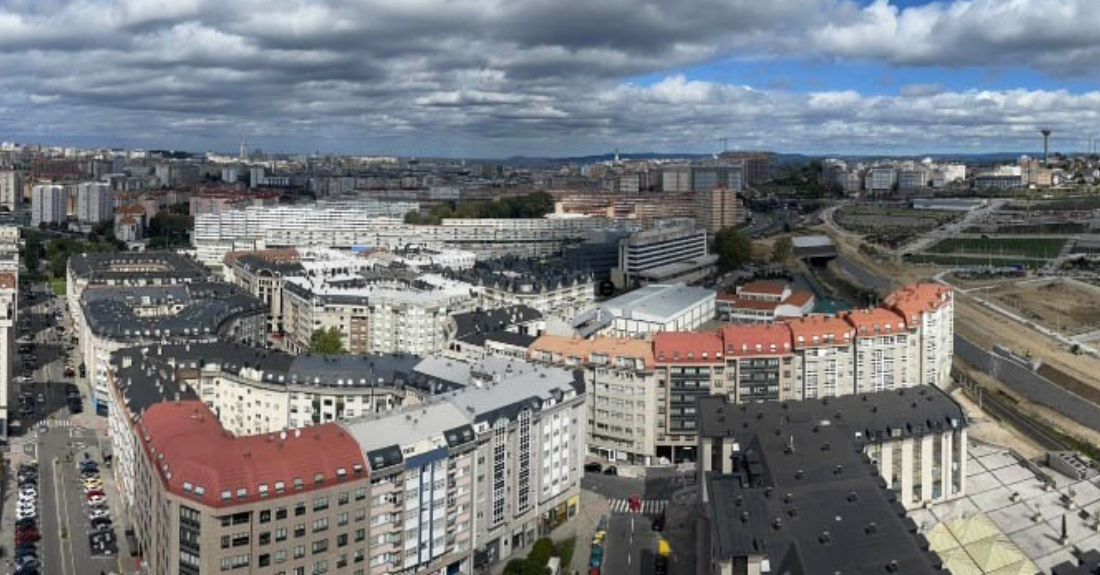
501, 151, 813, 165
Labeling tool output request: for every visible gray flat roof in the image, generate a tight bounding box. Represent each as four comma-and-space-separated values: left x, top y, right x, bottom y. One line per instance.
342, 401, 472, 454
599, 283, 715, 322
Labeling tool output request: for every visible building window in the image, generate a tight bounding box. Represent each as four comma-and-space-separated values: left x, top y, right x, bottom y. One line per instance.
275, 528, 287, 542
312, 539, 329, 554
276, 506, 288, 520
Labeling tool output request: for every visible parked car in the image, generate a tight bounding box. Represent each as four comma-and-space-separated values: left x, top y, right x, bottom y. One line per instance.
651, 514, 665, 532
589, 545, 604, 569
602, 466, 618, 476
583, 462, 602, 473
87, 495, 106, 505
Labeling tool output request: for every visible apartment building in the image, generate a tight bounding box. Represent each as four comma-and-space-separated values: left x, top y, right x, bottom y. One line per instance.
698, 388, 967, 575
125, 358, 582, 575
81, 283, 266, 415
130, 400, 372, 575
647, 283, 952, 462
192, 203, 628, 266
281, 272, 474, 356
67, 251, 210, 334
0, 273, 15, 438
343, 358, 585, 573
885, 283, 954, 389
696, 186, 740, 234
660, 164, 691, 193
0, 170, 22, 211
717, 151, 773, 186
443, 257, 595, 320
844, 307, 915, 394
865, 167, 899, 192
31, 183, 68, 226
75, 181, 115, 223
529, 335, 657, 464
785, 315, 857, 401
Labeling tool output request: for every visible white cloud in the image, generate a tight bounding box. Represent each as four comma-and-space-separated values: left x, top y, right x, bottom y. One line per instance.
1, 0, 1100, 154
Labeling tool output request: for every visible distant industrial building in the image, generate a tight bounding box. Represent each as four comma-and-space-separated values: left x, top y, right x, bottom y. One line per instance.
611, 224, 712, 289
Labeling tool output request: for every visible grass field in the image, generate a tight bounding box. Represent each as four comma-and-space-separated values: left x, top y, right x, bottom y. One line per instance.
927, 237, 1066, 258
48, 278, 65, 296
906, 254, 1047, 269
963, 222, 1087, 235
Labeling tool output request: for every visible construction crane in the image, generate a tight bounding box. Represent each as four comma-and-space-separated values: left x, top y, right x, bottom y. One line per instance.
716, 136, 730, 153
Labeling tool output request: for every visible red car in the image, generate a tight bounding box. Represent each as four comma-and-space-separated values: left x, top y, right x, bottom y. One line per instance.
16, 526, 38, 538
628, 494, 641, 512
16, 530, 40, 544
85, 489, 105, 499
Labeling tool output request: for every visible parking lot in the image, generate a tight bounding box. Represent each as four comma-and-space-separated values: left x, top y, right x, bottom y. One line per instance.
2, 283, 133, 575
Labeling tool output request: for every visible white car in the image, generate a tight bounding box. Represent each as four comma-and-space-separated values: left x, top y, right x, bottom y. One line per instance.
88, 508, 110, 520
87, 495, 106, 505
16, 507, 36, 519
20, 487, 37, 497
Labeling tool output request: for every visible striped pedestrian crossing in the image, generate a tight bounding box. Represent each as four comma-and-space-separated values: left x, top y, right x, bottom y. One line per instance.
608, 498, 668, 515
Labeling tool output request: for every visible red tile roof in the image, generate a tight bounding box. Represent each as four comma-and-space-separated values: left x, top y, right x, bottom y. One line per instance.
0, 273, 15, 290
785, 316, 853, 348
739, 280, 787, 296
885, 283, 953, 327
721, 323, 793, 356
842, 307, 908, 337
116, 204, 147, 216
654, 331, 725, 363
784, 291, 814, 308
139, 401, 366, 508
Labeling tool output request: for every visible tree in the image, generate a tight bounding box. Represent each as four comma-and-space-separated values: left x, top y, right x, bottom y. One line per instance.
309, 327, 346, 355
771, 236, 793, 264
714, 227, 753, 272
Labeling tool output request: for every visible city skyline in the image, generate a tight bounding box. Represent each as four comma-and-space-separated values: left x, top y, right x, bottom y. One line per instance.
2, 0, 1100, 156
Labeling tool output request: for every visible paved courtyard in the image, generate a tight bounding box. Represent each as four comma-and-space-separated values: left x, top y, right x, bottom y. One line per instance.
910, 441, 1100, 574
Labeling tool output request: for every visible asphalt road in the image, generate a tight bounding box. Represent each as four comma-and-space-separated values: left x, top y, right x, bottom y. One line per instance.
604, 513, 660, 575
581, 469, 687, 574
10, 286, 122, 575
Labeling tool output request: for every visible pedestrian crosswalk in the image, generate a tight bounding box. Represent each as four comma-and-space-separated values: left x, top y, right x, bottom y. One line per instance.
609, 498, 668, 515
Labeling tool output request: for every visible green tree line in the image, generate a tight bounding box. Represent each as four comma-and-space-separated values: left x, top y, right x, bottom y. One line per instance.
404, 192, 554, 225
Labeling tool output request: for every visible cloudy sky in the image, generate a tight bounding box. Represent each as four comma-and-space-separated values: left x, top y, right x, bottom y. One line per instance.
2, 0, 1100, 157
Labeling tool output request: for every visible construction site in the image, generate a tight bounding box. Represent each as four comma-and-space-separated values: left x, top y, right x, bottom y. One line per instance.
819, 204, 1100, 457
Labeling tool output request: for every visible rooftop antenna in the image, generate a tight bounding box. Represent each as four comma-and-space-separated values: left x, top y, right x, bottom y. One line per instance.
1040, 128, 1051, 164
717, 136, 730, 153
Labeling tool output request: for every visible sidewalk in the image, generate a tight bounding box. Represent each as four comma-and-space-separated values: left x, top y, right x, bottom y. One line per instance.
486, 489, 610, 575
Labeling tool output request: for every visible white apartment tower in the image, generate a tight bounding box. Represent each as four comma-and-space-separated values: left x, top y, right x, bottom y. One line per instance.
76, 182, 115, 223
31, 184, 68, 226
0, 170, 23, 212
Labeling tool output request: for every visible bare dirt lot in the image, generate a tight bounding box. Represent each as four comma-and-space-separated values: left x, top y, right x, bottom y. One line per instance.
985, 279, 1100, 334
